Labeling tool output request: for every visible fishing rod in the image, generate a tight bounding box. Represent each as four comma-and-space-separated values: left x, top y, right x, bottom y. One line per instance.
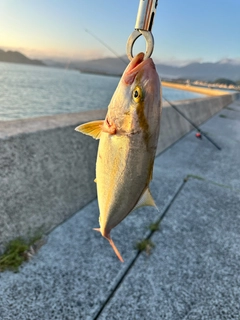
84, 0, 221, 151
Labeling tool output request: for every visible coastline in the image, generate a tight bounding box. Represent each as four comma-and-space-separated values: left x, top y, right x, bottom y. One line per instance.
79, 71, 231, 96
161, 81, 229, 96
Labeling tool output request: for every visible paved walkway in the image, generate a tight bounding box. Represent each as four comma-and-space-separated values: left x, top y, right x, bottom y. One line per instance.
0, 100, 240, 320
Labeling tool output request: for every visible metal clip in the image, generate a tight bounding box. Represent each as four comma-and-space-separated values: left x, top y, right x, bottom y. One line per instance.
126, 0, 158, 61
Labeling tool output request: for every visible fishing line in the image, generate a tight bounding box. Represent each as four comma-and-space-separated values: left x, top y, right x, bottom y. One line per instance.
84, 27, 221, 151
84, 28, 128, 66
163, 97, 221, 150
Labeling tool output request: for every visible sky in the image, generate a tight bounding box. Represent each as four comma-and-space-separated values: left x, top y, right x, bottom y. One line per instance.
0, 0, 239, 65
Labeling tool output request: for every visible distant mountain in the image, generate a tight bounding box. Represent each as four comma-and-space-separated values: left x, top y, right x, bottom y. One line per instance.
1, 48, 239, 80
43, 59, 71, 68
43, 55, 240, 81
48, 56, 239, 81
217, 58, 240, 65
0, 49, 45, 66
172, 61, 240, 81
156, 60, 240, 81
69, 56, 128, 76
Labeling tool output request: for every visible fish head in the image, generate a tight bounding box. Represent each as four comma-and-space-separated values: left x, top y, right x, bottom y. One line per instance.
106, 52, 161, 137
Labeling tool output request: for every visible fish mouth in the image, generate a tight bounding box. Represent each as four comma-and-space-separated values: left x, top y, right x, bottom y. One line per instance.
128, 52, 145, 72
123, 52, 155, 85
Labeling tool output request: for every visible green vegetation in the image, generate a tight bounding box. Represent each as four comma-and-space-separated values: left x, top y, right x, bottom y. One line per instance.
213, 78, 236, 86
0, 238, 29, 272
135, 239, 155, 254
185, 174, 240, 192
209, 181, 232, 190
0, 235, 44, 273
148, 222, 160, 232
134, 222, 160, 256
186, 174, 205, 181
219, 114, 228, 118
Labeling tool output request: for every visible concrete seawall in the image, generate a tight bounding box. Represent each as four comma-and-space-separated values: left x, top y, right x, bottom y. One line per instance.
157, 93, 239, 153
0, 92, 239, 251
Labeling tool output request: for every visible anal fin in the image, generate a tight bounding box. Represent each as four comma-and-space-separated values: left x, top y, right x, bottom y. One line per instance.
133, 188, 158, 211
75, 120, 104, 139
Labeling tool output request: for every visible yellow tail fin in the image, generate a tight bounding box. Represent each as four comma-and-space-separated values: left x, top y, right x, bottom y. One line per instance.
107, 237, 124, 263
93, 228, 124, 262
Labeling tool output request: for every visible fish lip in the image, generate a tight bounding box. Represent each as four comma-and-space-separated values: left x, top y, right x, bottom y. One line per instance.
123, 52, 154, 84
126, 52, 145, 73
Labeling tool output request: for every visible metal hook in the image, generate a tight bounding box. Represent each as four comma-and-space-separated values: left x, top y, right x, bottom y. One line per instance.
126, 30, 154, 61
126, 0, 158, 61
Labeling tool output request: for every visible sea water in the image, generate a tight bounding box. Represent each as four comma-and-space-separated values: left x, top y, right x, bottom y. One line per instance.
0, 62, 205, 121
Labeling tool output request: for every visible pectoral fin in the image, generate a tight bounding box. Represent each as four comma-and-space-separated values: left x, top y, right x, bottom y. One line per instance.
133, 188, 158, 211
75, 120, 104, 139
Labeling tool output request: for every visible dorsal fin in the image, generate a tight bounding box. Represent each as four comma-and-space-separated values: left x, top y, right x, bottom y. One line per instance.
133, 188, 158, 211
75, 120, 104, 139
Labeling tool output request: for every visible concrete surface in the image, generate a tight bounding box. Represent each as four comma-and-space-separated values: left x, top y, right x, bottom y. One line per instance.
0, 99, 240, 319
0, 110, 106, 252
98, 179, 240, 320
157, 93, 238, 153
154, 102, 240, 190
0, 93, 238, 252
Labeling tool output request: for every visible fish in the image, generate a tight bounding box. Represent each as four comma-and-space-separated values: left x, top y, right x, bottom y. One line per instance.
75, 52, 162, 262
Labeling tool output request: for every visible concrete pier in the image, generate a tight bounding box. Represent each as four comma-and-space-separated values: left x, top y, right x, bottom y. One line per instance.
0, 97, 239, 319
0, 93, 238, 252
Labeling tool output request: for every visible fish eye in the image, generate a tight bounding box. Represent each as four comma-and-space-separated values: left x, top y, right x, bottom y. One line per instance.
132, 86, 143, 102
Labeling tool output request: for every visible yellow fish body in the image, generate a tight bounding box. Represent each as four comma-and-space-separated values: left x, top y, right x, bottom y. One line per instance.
76, 52, 162, 262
